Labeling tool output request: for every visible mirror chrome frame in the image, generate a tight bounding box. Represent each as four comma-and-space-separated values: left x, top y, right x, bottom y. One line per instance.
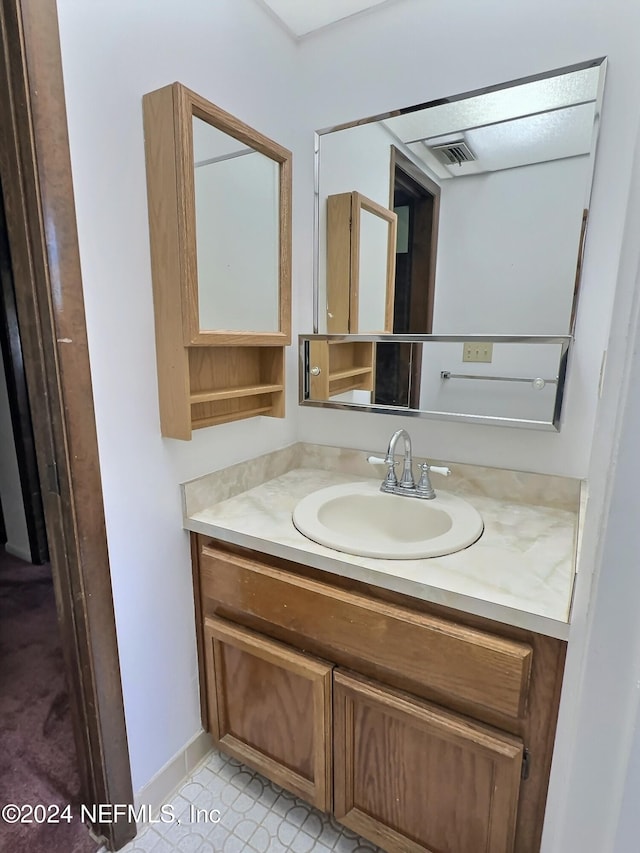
299, 334, 571, 431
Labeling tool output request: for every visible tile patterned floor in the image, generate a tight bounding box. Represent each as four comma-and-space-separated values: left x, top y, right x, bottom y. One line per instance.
117, 750, 384, 853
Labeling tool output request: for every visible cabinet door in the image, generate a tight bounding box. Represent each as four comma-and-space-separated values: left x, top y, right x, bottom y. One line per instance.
204, 616, 333, 810
334, 670, 523, 853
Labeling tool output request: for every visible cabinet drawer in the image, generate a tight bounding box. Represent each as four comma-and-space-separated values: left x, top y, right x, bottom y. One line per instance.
200, 544, 532, 719
334, 670, 523, 853
204, 616, 333, 810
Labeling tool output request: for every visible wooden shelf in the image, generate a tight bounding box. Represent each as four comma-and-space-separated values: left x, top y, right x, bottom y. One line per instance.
186, 347, 285, 434
328, 367, 372, 382
190, 383, 284, 406
192, 406, 272, 430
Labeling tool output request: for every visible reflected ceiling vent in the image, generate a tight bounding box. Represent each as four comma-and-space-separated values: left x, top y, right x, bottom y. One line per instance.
428, 139, 477, 166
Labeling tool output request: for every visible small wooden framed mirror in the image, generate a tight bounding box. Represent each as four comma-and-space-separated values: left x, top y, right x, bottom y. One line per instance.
143, 83, 292, 438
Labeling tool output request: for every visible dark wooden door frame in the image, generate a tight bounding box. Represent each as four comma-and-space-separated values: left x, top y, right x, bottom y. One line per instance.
389, 145, 441, 335
378, 147, 442, 409
0, 1, 135, 849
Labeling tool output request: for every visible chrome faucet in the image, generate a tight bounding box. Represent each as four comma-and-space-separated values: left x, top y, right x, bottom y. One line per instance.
385, 429, 416, 492
367, 429, 451, 500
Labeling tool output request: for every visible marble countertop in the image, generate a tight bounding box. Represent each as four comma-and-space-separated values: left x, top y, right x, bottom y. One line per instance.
184, 463, 579, 639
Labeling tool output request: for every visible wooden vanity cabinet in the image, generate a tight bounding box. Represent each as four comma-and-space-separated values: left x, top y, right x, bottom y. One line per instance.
192, 536, 566, 853
203, 615, 332, 810
334, 670, 523, 853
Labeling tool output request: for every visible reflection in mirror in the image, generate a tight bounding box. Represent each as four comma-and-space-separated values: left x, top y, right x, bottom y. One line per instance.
315, 58, 606, 337
301, 335, 570, 430
193, 116, 280, 332
326, 191, 397, 333
358, 208, 393, 330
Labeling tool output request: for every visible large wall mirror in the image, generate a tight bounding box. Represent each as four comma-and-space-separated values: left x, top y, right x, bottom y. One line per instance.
303, 58, 607, 429
300, 335, 570, 430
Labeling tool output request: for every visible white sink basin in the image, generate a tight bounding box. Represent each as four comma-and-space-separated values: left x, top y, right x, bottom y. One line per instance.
292, 480, 483, 560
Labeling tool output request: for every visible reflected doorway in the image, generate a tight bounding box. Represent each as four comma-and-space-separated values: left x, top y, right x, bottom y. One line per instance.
374, 147, 440, 408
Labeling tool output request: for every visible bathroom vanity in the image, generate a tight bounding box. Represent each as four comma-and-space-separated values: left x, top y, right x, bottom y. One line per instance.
183, 445, 580, 853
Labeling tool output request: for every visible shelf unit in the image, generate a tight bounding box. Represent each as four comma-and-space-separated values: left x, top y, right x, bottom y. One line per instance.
309, 340, 375, 400
189, 347, 284, 430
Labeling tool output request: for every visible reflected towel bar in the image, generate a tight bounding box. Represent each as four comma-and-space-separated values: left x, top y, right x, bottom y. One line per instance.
440, 371, 558, 389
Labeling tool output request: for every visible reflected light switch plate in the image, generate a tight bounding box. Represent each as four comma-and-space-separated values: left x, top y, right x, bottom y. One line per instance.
463, 342, 493, 363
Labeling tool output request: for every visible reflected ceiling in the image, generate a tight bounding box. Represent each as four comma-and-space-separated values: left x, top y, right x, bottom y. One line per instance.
380, 65, 601, 178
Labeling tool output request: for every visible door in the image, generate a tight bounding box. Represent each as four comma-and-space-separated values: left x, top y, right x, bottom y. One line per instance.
204, 616, 333, 810
333, 669, 523, 853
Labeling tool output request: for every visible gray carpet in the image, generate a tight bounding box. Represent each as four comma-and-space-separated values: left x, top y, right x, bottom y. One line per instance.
0, 551, 98, 853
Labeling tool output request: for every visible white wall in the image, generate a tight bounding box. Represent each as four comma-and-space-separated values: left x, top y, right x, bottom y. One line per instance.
0, 355, 30, 561
56, 0, 300, 793
541, 105, 640, 853
295, 0, 640, 480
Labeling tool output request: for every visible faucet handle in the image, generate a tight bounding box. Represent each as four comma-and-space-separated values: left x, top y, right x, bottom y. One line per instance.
367, 453, 398, 490
384, 458, 399, 487
416, 463, 435, 498
366, 455, 388, 465
429, 465, 451, 477
416, 463, 450, 499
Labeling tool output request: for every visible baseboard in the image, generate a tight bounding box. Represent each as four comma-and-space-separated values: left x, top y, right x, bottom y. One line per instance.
4, 541, 32, 562
133, 729, 213, 815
